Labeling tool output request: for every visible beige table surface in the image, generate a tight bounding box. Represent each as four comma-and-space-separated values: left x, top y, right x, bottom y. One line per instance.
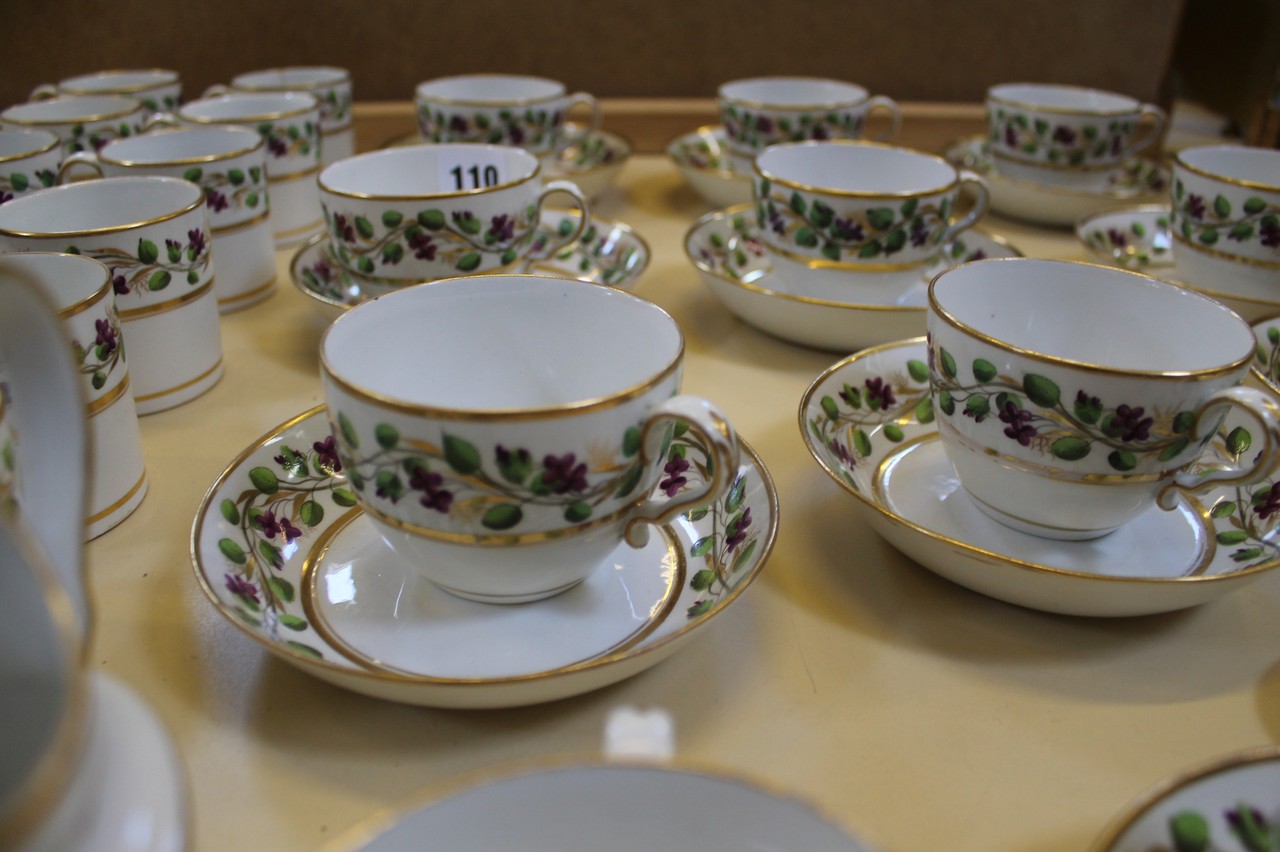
86, 152, 1280, 852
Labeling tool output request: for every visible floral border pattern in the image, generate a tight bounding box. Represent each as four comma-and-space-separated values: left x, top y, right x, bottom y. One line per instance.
182, 164, 267, 215
989, 106, 1134, 167
417, 105, 566, 150
1171, 176, 1280, 255
721, 104, 862, 151
67, 229, 212, 298
0, 167, 56, 206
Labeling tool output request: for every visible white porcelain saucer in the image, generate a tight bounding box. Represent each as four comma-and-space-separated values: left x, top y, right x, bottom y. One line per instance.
1078, 204, 1280, 322
1091, 745, 1280, 851
22, 672, 187, 852
666, 125, 752, 208
944, 135, 1169, 228
383, 126, 631, 200
190, 406, 777, 708
799, 338, 1280, 616
332, 759, 869, 852
684, 204, 1021, 351
291, 209, 650, 320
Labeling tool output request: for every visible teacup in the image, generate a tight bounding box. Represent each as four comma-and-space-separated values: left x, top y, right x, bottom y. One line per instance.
986, 83, 1166, 190
319, 275, 741, 603
927, 257, 1280, 540
0, 175, 223, 414
30, 69, 182, 115
0, 130, 60, 204
0, 95, 147, 157
317, 144, 589, 285
752, 140, 990, 300
175, 92, 322, 246
224, 67, 354, 163
415, 74, 601, 159
719, 76, 901, 159
59, 127, 276, 312
0, 253, 147, 539
1170, 144, 1280, 304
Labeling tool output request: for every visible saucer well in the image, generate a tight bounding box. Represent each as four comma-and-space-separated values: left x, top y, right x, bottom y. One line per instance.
291, 209, 650, 320
684, 204, 1020, 351
1090, 745, 1280, 851
1077, 204, 1280, 322
799, 338, 1280, 616
191, 406, 777, 708
944, 135, 1168, 228
666, 125, 751, 209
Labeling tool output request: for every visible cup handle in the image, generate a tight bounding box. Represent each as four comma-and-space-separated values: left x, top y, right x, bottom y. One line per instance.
28, 83, 58, 102
1120, 103, 1167, 159
865, 95, 902, 142
940, 169, 990, 242
202, 84, 231, 98
142, 112, 180, 132
56, 151, 104, 184
623, 395, 740, 548
559, 92, 602, 152
531, 179, 591, 257
1157, 386, 1280, 510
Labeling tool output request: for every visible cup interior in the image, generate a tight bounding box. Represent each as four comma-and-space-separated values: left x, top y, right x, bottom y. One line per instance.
181, 92, 316, 121
99, 126, 262, 164
2, 95, 141, 122
756, 142, 956, 194
319, 144, 538, 197
61, 69, 178, 93
719, 77, 869, 108
233, 66, 347, 89
1177, 145, 1280, 188
0, 176, 201, 234
0, 128, 59, 159
930, 259, 1252, 372
0, 253, 109, 310
322, 277, 681, 410
987, 83, 1137, 113
415, 75, 565, 104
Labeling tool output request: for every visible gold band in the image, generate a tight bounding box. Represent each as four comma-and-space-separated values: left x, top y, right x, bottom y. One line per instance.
211, 208, 270, 235
1172, 231, 1280, 269
85, 468, 147, 526
118, 277, 215, 319
274, 218, 324, 239
86, 374, 130, 418
216, 275, 277, 308
989, 147, 1116, 173
133, 357, 223, 403
765, 238, 934, 272
267, 162, 321, 184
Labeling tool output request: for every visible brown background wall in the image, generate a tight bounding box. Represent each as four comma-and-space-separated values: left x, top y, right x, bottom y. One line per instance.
4, 0, 1185, 108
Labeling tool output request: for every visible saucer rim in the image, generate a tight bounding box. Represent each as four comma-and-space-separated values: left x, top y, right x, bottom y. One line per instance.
1088, 744, 1280, 852
665, 124, 750, 183
189, 405, 778, 690
290, 208, 652, 312
799, 336, 1280, 587
684, 203, 1021, 312
944, 134, 1167, 201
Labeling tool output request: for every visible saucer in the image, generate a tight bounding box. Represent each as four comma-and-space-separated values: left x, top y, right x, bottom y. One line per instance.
799, 338, 1280, 616
333, 760, 869, 851
190, 406, 777, 708
291, 209, 650, 320
1091, 745, 1280, 851
666, 125, 751, 209
1077, 204, 1280, 322
944, 135, 1168, 228
684, 204, 1021, 351
383, 126, 631, 200
23, 672, 187, 851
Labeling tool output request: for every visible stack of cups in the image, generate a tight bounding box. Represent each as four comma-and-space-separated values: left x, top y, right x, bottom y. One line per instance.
223, 67, 354, 164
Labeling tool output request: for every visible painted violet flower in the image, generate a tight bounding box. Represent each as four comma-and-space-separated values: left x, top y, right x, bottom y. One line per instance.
660, 456, 690, 497
1000, 402, 1037, 446
542, 453, 588, 494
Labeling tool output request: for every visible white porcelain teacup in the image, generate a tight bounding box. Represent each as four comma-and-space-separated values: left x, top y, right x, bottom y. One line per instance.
415, 74, 601, 160
986, 83, 1166, 190
752, 140, 989, 301
0, 130, 60, 204
0, 175, 223, 414
719, 76, 901, 158
59, 127, 276, 312
317, 144, 589, 286
319, 275, 741, 603
30, 69, 182, 115
927, 258, 1280, 540
223, 67, 354, 163
1170, 144, 1280, 304
0, 95, 147, 157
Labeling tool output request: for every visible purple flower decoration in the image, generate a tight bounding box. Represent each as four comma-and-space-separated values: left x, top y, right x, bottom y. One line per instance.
112, 274, 129, 295
1052, 125, 1076, 145
725, 507, 752, 553
313, 435, 342, 472
767, 205, 787, 237
1185, 194, 1206, 220
832, 217, 865, 243
0, 190, 12, 206
187, 228, 207, 258
811, 125, 830, 141
864, 376, 896, 410
409, 466, 453, 513
1255, 481, 1280, 520
266, 135, 287, 157
206, 188, 229, 213
332, 213, 356, 243
829, 439, 856, 469
909, 218, 931, 248
93, 318, 117, 355
489, 214, 514, 243
1106, 228, 1128, 248
542, 453, 588, 494
225, 573, 259, 604
1113, 404, 1152, 442
1003, 126, 1018, 148
508, 125, 526, 145
408, 229, 436, 261
448, 115, 469, 135
659, 456, 690, 497
754, 115, 774, 134
309, 260, 334, 282
999, 402, 1037, 446
1262, 218, 1280, 249
256, 509, 284, 540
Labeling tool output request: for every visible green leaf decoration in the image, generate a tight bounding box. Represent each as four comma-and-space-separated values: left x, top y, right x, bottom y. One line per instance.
227, 168, 245, 185
286, 641, 324, 659
267, 576, 295, 603
277, 614, 307, 631
456, 214, 482, 235
858, 242, 882, 258
1231, 547, 1263, 562
1210, 500, 1237, 519
820, 241, 841, 261
914, 398, 935, 423
338, 412, 359, 448
258, 540, 282, 566
166, 241, 182, 263
248, 466, 279, 494
456, 252, 482, 271
381, 210, 403, 229
382, 242, 404, 264
354, 216, 375, 239
691, 536, 716, 558
866, 208, 894, 231
1172, 411, 1196, 434
884, 424, 904, 442
1226, 426, 1252, 457
219, 499, 240, 525
1158, 436, 1190, 462
500, 248, 518, 265
820, 396, 840, 420
357, 256, 375, 275
907, 359, 929, 384
246, 191, 259, 208
331, 488, 358, 507
443, 434, 481, 474
1230, 222, 1255, 241
965, 396, 990, 419
622, 427, 641, 458
940, 348, 957, 380
725, 476, 747, 513
1216, 530, 1249, 546
795, 228, 819, 248
183, 167, 202, 182
563, 501, 592, 523
1242, 197, 1267, 215
900, 198, 919, 217
1213, 195, 1231, 218
789, 192, 806, 216
1107, 450, 1137, 471
218, 539, 247, 565
853, 429, 872, 457
972, 359, 997, 383
1022, 374, 1060, 407
1269, 327, 1280, 346
418, 209, 445, 230
884, 229, 906, 253
1168, 811, 1208, 852
994, 392, 1020, 412
299, 500, 324, 527
938, 390, 955, 416
1051, 437, 1092, 461
1199, 228, 1219, 245
690, 569, 716, 591
757, 178, 771, 196
811, 200, 834, 228
137, 239, 159, 265
374, 423, 400, 450
614, 464, 645, 499
1074, 395, 1103, 425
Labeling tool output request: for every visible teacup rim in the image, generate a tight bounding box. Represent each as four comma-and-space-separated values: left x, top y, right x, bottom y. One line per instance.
0, 175, 204, 239
1, 95, 143, 124
0, 128, 60, 162
0, 252, 113, 317
319, 275, 685, 420
179, 91, 319, 123
927, 257, 1254, 379
230, 65, 351, 92
96, 125, 264, 168
1174, 144, 1280, 193
317, 143, 542, 200
717, 76, 871, 110
755, 139, 960, 198
414, 73, 569, 107
986, 82, 1141, 116
56, 68, 180, 95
